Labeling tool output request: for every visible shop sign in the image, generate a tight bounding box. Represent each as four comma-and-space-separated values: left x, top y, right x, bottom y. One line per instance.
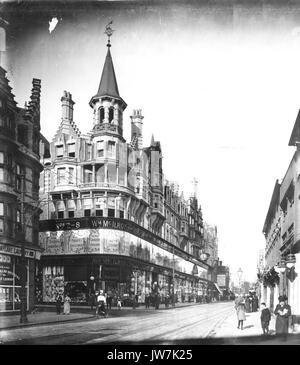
0, 244, 38, 259
40, 217, 208, 269
0, 261, 14, 285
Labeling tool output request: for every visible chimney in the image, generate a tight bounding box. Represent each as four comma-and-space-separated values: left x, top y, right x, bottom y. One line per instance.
61, 91, 75, 121
130, 109, 144, 149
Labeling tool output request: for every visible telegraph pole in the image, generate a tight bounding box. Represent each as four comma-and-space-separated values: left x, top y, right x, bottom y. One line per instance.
20, 173, 28, 323
172, 246, 175, 307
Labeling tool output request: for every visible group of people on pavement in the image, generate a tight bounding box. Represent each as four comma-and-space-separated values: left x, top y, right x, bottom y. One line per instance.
55, 293, 71, 315
234, 293, 292, 336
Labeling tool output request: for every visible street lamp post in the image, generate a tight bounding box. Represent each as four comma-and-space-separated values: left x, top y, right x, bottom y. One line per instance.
172, 246, 175, 307
237, 268, 243, 295
20, 173, 28, 323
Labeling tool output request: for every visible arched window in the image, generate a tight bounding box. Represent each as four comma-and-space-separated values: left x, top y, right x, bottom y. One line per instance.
99, 107, 104, 123
109, 107, 114, 123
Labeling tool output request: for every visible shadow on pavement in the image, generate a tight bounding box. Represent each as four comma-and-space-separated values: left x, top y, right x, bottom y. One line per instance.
102, 333, 300, 345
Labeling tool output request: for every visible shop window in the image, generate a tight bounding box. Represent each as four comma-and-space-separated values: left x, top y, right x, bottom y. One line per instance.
108, 209, 115, 217
68, 211, 74, 218
58, 211, 64, 219
0, 152, 4, 164
84, 209, 91, 217
57, 168, 65, 185
119, 210, 124, 219
109, 107, 114, 123
56, 145, 63, 158
96, 209, 103, 217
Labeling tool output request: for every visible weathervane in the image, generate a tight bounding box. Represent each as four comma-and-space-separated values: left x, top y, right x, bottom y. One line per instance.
105, 20, 114, 47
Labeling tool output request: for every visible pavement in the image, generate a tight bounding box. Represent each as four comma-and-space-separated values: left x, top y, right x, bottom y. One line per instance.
212, 307, 300, 339
0, 300, 208, 331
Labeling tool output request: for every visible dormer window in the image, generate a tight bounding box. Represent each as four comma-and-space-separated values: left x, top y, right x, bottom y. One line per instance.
109, 107, 114, 123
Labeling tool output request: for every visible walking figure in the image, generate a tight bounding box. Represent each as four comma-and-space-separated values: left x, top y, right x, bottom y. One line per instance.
117, 297, 122, 310
260, 302, 271, 334
274, 295, 291, 336
96, 290, 107, 318
236, 300, 246, 330
55, 293, 63, 315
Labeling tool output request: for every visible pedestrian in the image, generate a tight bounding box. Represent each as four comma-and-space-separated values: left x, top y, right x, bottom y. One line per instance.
165, 294, 170, 308
55, 293, 62, 315
274, 295, 291, 336
252, 295, 258, 312
245, 295, 251, 313
106, 294, 112, 310
117, 297, 122, 310
96, 290, 107, 318
145, 293, 150, 309
236, 300, 246, 330
63, 294, 71, 315
260, 302, 271, 334
155, 293, 160, 310
89, 292, 95, 310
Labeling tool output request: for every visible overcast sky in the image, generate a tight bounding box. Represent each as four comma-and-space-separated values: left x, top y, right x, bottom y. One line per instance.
4, 1, 300, 283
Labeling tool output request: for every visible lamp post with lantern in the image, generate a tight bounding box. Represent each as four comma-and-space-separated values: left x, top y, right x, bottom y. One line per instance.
237, 268, 243, 295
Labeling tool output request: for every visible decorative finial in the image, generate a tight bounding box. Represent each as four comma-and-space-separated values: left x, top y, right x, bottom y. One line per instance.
105, 20, 114, 47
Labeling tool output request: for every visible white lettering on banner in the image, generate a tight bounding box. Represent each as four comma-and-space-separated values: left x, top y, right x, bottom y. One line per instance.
0, 254, 11, 263
0, 244, 38, 259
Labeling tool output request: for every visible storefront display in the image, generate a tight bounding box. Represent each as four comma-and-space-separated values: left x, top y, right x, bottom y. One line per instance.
0, 254, 29, 312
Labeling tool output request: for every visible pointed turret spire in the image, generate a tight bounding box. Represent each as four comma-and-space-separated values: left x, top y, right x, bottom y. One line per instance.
96, 47, 120, 99
89, 21, 126, 110
151, 134, 155, 146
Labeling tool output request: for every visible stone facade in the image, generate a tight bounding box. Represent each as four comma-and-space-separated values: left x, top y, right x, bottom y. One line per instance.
0, 66, 48, 312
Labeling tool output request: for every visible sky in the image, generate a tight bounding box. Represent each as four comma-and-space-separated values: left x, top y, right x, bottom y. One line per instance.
3, 1, 300, 283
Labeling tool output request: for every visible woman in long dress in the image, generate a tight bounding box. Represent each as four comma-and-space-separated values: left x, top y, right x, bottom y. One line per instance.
63, 294, 71, 315
274, 296, 291, 335
236, 301, 246, 330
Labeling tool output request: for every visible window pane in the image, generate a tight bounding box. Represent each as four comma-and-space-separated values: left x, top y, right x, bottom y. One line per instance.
56, 145, 63, 157
0, 152, 4, 164
108, 209, 115, 217
84, 209, 91, 217
57, 168, 65, 184
0, 203, 3, 215
69, 168, 74, 184
68, 211, 74, 218
0, 219, 4, 233
0, 168, 4, 181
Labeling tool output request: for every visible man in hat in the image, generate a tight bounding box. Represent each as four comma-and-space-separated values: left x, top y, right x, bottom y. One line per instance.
274, 295, 291, 336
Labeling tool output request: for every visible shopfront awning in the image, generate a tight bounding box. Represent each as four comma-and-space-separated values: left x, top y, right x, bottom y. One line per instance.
214, 283, 222, 294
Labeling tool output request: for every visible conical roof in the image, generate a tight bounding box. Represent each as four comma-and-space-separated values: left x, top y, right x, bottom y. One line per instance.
96, 47, 120, 99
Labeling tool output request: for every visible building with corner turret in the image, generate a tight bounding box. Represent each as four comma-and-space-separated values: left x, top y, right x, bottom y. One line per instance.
38, 33, 218, 306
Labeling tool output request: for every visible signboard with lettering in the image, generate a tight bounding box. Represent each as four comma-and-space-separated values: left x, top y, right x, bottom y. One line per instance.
40, 228, 208, 280
39, 217, 209, 270
0, 244, 38, 259
0, 259, 13, 285
217, 274, 226, 287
